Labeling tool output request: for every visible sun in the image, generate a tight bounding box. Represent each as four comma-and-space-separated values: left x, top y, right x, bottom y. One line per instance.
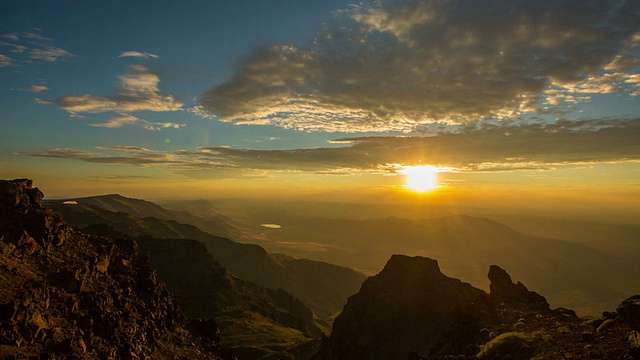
401, 165, 440, 192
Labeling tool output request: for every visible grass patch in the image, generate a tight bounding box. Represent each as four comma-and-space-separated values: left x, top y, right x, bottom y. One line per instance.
217, 311, 310, 354
477, 332, 538, 359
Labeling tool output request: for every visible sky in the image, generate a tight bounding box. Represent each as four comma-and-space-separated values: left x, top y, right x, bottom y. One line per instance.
1, 0, 639, 219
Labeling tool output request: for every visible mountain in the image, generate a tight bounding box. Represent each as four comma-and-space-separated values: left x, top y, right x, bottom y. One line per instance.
47, 197, 366, 321
245, 215, 640, 316
0, 179, 236, 359
133, 236, 321, 359
313, 255, 485, 360
49, 194, 246, 242
314, 254, 640, 360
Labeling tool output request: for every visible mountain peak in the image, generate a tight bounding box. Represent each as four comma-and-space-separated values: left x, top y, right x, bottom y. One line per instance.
316, 255, 485, 359
380, 254, 443, 281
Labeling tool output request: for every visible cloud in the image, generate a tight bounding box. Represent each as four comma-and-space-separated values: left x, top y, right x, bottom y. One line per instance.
0, 54, 10, 67
12, 84, 50, 92
29, 46, 73, 62
42, 65, 183, 114
16, 118, 640, 176
118, 51, 159, 59
27, 85, 50, 92
88, 175, 153, 183
90, 113, 186, 131
200, 0, 640, 132
0, 31, 73, 65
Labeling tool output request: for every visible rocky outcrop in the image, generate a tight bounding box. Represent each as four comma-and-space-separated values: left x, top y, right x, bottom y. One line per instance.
0, 179, 71, 253
488, 265, 549, 311
618, 295, 640, 331
0, 179, 236, 359
618, 295, 640, 359
314, 254, 639, 360
314, 255, 485, 360
428, 267, 639, 360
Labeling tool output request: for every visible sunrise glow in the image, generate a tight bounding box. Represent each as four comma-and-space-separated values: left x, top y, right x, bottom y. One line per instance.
401, 165, 440, 192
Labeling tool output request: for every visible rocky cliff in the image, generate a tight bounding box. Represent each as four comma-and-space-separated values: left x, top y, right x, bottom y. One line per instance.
0, 179, 235, 359
314, 255, 485, 360
314, 253, 640, 360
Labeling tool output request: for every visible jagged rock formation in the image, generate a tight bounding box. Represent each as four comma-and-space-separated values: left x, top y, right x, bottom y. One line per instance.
487, 265, 549, 310
428, 266, 638, 360
0, 179, 235, 359
314, 255, 485, 360
0, 179, 71, 254
48, 197, 366, 321
313, 253, 640, 360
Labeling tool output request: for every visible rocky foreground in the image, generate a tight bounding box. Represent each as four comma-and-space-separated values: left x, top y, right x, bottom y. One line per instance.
0, 179, 236, 359
314, 255, 640, 360
1, 178, 639, 360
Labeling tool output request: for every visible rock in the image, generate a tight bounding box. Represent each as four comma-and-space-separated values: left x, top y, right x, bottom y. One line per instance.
488, 265, 549, 310
314, 255, 486, 360
0, 179, 71, 251
587, 318, 603, 329
596, 319, 615, 333
581, 331, 595, 342
0, 178, 235, 359
477, 332, 537, 360
190, 318, 221, 344
617, 295, 640, 331
629, 331, 640, 359
0, 179, 43, 209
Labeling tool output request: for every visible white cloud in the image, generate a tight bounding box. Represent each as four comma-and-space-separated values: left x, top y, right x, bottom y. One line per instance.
0, 54, 10, 67
29, 46, 73, 62
118, 51, 159, 59
27, 85, 50, 92
0, 31, 73, 65
90, 113, 186, 131
45, 65, 183, 114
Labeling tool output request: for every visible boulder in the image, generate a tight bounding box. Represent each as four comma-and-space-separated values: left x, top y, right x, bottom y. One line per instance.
617, 295, 640, 331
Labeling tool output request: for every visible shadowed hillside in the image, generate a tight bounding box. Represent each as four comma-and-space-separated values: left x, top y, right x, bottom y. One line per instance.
134, 236, 321, 358
47, 197, 366, 321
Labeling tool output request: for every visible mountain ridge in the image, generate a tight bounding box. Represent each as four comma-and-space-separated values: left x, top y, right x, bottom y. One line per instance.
46, 195, 366, 321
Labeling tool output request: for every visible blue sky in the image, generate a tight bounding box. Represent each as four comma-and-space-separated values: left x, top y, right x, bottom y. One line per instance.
1, 0, 639, 205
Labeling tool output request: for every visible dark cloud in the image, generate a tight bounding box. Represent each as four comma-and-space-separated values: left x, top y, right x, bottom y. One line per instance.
200, 0, 640, 132
16, 118, 640, 176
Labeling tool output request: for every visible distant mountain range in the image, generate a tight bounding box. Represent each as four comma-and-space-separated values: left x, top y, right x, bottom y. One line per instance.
246, 214, 640, 316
